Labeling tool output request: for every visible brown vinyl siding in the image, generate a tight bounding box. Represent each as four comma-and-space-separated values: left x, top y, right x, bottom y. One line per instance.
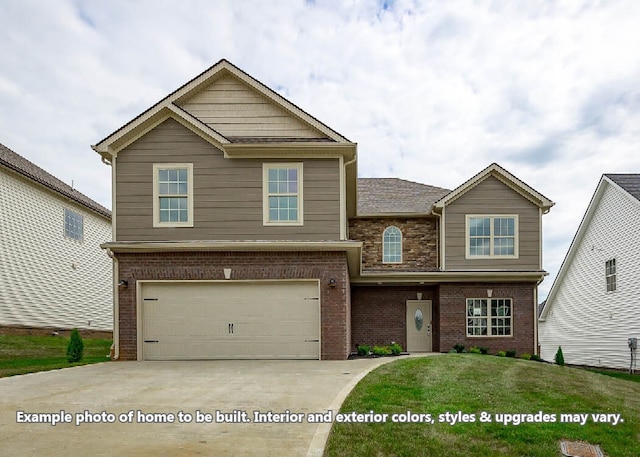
179, 75, 328, 139
115, 118, 340, 241
444, 176, 540, 270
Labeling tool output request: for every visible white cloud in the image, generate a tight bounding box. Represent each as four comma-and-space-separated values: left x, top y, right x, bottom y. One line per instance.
1, 0, 640, 300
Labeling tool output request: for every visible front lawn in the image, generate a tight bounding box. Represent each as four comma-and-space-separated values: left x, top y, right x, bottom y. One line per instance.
325, 355, 640, 457
0, 334, 112, 377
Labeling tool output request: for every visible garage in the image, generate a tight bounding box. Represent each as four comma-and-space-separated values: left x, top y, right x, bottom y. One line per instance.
140, 280, 320, 360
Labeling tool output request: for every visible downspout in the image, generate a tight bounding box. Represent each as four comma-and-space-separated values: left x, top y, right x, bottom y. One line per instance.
106, 248, 119, 360
343, 152, 357, 240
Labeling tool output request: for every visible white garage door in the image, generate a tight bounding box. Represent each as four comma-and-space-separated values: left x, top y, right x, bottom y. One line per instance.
140, 281, 320, 360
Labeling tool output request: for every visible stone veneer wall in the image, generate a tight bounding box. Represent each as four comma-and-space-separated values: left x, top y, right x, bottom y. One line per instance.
348, 217, 438, 271
115, 251, 350, 360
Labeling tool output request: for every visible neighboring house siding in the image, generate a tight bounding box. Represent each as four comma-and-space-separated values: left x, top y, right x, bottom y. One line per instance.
539, 183, 640, 369
349, 217, 438, 271
178, 75, 328, 139
444, 176, 540, 270
0, 170, 112, 330
115, 119, 341, 241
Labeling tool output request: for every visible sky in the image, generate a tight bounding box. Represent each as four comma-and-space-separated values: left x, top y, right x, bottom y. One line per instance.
1, 0, 639, 300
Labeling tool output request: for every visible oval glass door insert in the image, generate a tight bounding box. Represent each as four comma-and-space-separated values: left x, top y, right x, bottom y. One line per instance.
415, 309, 423, 331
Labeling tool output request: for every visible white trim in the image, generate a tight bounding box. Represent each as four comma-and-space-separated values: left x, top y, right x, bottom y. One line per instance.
466, 297, 513, 338
152, 163, 194, 228
465, 214, 519, 259
440, 208, 446, 270
111, 156, 117, 241
136, 279, 321, 361
339, 155, 346, 240
382, 226, 403, 264
262, 163, 304, 226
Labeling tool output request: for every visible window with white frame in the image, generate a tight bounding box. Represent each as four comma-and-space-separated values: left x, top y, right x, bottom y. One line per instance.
263, 163, 303, 225
153, 163, 194, 227
64, 208, 83, 241
466, 215, 518, 258
466, 298, 512, 336
382, 226, 402, 263
605, 258, 616, 292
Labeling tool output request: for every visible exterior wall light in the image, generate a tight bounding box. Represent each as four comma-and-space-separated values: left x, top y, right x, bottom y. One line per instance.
328, 278, 337, 288
118, 280, 128, 287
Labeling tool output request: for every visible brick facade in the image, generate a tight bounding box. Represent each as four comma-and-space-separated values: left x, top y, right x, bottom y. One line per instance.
439, 282, 536, 355
348, 217, 438, 271
351, 285, 439, 353
115, 251, 350, 360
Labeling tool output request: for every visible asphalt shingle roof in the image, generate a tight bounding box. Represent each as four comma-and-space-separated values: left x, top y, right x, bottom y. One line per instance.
357, 178, 451, 215
605, 174, 640, 202
0, 143, 111, 219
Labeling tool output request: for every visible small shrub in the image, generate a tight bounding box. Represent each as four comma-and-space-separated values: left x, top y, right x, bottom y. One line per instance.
469, 346, 482, 354
506, 350, 517, 358
372, 346, 391, 356
356, 344, 370, 356
389, 343, 402, 355
520, 353, 532, 360
448, 349, 458, 354
555, 346, 565, 366
530, 354, 541, 361
479, 347, 489, 355
496, 350, 506, 357
453, 344, 465, 353
66, 328, 84, 363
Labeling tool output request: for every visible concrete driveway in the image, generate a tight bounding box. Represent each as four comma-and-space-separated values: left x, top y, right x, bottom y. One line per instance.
0, 357, 407, 456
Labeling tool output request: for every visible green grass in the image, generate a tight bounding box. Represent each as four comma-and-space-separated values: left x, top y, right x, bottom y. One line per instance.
324, 355, 640, 457
587, 368, 640, 383
0, 334, 112, 377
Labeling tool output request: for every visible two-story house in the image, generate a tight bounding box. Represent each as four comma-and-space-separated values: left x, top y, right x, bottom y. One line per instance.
94, 59, 553, 361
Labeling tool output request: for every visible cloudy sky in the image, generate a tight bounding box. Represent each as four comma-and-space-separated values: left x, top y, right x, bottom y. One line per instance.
2, 0, 639, 299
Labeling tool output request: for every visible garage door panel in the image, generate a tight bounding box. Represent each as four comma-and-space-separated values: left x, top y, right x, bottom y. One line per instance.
141, 281, 319, 360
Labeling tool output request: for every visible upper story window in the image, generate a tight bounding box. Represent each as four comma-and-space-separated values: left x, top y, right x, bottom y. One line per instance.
263, 163, 303, 226
64, 208, 83, 241
605, 258, 616, 292
466, 215, 518, 258
382, 226, 402, 263
467, 298, 512, 337
153, 163, 194, 227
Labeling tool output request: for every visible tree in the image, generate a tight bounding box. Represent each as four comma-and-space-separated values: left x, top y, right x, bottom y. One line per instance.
67, 328, 84, 363
555, 346, 565, 366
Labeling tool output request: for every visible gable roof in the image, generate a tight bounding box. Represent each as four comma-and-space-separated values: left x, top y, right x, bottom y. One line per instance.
92, 59, 354, 161
0, 143, 111, 219
433, 163, 555, 212
539, 173, 640, 320
605, 174, 640, 202
357, 178, 450, 215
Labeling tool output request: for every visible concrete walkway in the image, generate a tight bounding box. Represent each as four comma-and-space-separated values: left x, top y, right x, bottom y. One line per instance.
0, 356, 429, 456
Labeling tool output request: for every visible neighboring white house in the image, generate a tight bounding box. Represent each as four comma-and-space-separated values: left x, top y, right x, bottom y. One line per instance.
0, 143, 113, 331
539, 174, 640, 369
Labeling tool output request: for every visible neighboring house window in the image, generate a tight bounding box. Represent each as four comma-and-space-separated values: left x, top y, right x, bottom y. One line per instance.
263, 163, 303, 225
466, 298, 512, 336
605, 259, 616, 292
466, 215, 518, 258
64, 208, 83, 241
382, 226, 402, 263
153, 163, 194, 227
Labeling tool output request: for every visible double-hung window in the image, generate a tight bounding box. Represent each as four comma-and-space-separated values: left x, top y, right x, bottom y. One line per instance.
263, 163, 303, 225
466, 215, 518, 258
64, 208, 83, 241
605, 258, 616, 292
467, 298, 512, 336
153, 163, 194, 227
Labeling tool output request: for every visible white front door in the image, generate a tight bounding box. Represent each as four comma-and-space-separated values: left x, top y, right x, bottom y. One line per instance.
406, 300, 432, 352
